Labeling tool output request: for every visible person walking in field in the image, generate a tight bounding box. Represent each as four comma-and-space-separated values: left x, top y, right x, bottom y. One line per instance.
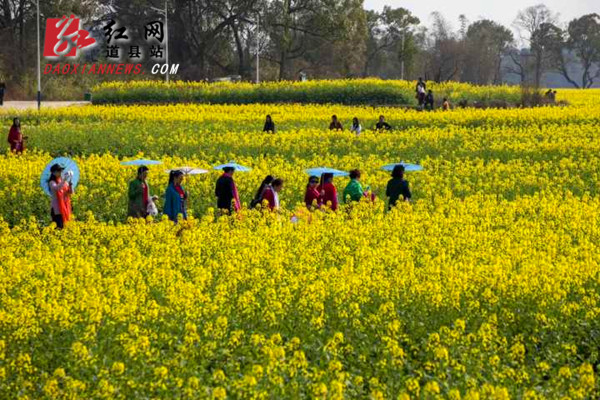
425, 90, 435, 110
128, 166, 158, 218
8, 117, 27, 153
416, 77, 426, 106
263, 115, 276, 133
329, 115, 343, 131
318, 173, 339, 211
343, 169, 366, 203
386, 164, 411, 209
375, 115, 392, 131
0, 83, 5, 106
48, 164, 73, 229
164, 170, 188, 222
351, 117, 362, 135
215, 166, 241, 214
442, 98, 450, 111
304, 175, 321, 209
260, 178, 284, 211
343, 169, 375, 204
250, 175, 274, 208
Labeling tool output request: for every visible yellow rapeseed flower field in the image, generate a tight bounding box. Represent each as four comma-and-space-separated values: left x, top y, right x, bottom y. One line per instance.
0, 85, 599, 398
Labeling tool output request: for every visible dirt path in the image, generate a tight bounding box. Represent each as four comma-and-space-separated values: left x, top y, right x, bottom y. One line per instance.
1, 101, 90, 111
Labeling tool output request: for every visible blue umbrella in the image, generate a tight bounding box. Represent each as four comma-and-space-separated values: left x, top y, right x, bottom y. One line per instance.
120, 159, 163, 166
305, 167, 349, 177
381, 162, 423, 172
40, 157, 80, 196
213, 161, 251, 172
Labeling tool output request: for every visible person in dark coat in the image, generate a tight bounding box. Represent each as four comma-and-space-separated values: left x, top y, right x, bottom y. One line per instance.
375, 115, 392, 131
329, 115, 343, 130
425, 90, 435, 110
0, 83, 5, 106
215, 166, 240, 214
386, 164, 411, 209
263, 115, 275, 133
128, 166, 158, 218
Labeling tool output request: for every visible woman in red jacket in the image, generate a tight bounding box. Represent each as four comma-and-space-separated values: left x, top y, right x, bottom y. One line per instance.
304, 175, 321, 209
260, 178, 283, 211
8, 118, 26, 153
317, 173, 338, 211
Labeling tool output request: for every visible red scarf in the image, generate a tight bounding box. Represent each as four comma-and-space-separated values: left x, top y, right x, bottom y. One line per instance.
56, 178, 72, 223
224, 172, 241, 211
142, 181, 149, 208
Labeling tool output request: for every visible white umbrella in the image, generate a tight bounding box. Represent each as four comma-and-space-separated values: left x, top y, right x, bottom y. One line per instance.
166, 167, 209, 175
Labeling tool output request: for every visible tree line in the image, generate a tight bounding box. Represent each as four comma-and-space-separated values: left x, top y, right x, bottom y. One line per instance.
1, 1, 599, 99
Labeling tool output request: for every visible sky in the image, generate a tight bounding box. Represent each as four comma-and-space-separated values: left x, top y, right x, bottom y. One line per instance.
363, 0, 599, 31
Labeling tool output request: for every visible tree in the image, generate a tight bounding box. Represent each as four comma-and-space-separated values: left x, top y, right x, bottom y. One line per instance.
513, 4, 558, 86
565, 14, 600, 88
421, 12, 464, 82
363, 6, 419, 78
264, 0, 353, 80
462, 20, 513, 84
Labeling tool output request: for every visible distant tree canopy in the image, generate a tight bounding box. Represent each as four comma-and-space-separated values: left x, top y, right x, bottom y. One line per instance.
0, 1, 598, 99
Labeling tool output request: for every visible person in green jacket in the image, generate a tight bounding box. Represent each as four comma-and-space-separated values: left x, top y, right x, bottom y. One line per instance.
343, 169, 366, 203
128, 166, 156, 218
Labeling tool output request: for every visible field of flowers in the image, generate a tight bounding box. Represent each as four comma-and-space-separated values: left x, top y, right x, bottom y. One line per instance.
0, 88, 599, 398
91, 79, 525, 106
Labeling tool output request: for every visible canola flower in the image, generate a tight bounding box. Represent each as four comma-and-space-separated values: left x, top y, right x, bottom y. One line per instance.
0, 197, 599, 398
89, 78, 600, 108
0, 86, 599, 398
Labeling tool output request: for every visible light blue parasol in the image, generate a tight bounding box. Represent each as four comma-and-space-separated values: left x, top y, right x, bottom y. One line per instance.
381, 162, 423, 172
40, 157, 80, 196
213, 161, 252, 172
120, 159, 163, 166
305, 167, 349, 177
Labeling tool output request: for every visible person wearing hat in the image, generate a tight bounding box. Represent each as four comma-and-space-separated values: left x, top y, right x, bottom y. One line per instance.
164, 170, 188, 222
128, 166, 158, 218
215, 166, 240, 214
48, 163, 73, 229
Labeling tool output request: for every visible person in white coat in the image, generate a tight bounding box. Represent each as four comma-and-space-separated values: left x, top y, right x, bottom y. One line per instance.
350, 117, 362, 136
